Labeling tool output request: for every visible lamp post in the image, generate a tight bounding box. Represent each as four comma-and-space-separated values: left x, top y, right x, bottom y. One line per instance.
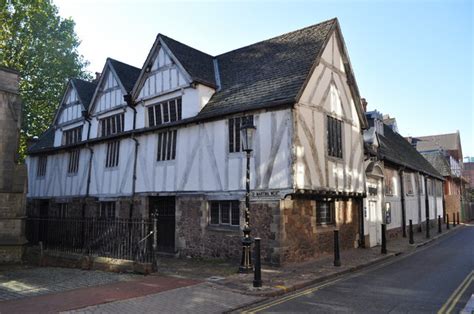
239, 118, 256, 273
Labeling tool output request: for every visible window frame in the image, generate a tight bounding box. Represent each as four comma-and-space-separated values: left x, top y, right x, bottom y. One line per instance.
62, 126, 83, 145
37, 155, 47, 177
99, 113, 124, 137
404, 173, 414, 195
105, 140, 120, 168
156, 130, 177, 162
67, 149, 80, 174
327, 115, 343, 159
147, 97, 182, 127
316, 200, 336, 225
209, 200, 240, 227
228, 116, 253, 154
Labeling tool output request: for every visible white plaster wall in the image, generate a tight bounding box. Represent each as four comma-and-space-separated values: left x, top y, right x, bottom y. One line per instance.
295, 32, 364, 193
135, 109, 293, 193
26, 149, 90, 198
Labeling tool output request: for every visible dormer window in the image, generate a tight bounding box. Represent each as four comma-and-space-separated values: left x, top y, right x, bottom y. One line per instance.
99, 113, 124, 137
147, 97, 182, 127
63, 126, 83, 145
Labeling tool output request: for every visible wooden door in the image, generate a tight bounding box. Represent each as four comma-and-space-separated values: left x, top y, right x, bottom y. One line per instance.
149, 196, 175, 253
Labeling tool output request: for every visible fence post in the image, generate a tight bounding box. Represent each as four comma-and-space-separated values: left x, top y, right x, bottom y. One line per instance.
438, 215, 442, 234
409, 220, 414, 244
446, 214, 450, 230
152, 215, 158, 271
334, 230, 341, 267
253, 238, 262, 288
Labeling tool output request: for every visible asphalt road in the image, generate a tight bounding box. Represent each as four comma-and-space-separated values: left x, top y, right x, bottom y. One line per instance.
246, 224, 474, 313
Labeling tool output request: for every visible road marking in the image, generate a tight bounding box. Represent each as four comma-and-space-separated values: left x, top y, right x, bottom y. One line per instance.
243, 228, 466, 313
438, 270, 474, 314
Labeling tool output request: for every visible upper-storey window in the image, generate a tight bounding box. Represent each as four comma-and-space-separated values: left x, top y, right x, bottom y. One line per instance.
63, 126, 82, 145
148, 97, 182, 127
100, 113, 124, 137
327, 116, 343, 158
228, 116, 253, 153
157, 130, 177, 161
404, 173, 414, 195
37, 156, 47, 177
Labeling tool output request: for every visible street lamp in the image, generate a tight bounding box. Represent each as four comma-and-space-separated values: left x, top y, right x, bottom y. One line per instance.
239, 118, 256, 273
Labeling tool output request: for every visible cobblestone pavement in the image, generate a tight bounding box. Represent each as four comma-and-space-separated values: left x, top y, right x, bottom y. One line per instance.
0, 266, 137, 301
64, 283, 262, 314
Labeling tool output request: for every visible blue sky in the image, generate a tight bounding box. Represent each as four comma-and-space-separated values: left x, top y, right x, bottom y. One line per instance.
55, 0, 473, 157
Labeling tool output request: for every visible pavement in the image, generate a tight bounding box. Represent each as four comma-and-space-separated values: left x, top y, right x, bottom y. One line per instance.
0, 221, 466, 313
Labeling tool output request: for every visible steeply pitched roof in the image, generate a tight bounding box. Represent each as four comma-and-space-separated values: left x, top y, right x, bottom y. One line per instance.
28, 127, 55, 153
108, 58, 141, 93
413, 133, 460, 153
198, 18, 337, 118
421, 151, 451, 177
71, 78, 97, 110
378, 124, 443, 179
159, 35, 216, 88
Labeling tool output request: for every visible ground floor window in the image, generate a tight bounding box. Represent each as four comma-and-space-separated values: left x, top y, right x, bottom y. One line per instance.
99, 201, 116, 219
58, 203, 69, 218
209, 200, 240, 226
316, 200, 335, 225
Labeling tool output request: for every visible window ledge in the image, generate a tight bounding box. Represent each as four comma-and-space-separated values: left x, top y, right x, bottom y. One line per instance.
315, 223, 337, 233
207, 225, 240, 233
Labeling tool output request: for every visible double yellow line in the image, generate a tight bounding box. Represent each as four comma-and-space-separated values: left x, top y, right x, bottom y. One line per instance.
438, 270, 474, 314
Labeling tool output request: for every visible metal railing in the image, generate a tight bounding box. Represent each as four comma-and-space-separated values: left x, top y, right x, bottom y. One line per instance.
25, 217, 154, 263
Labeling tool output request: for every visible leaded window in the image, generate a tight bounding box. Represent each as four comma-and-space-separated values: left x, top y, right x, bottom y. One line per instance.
316, 201, 335, 225
99, 202, 116, 219
67, 149, 80, 174
327, 116, 343, 158
63, 126, 82, 145
157, 130, 177, 161
100, 113, 124, 137
37, 156, 47, 177
209, 201, 240, 226
228, 116, 253, 153
105, 140, 120, 168
148, 98, 182, 127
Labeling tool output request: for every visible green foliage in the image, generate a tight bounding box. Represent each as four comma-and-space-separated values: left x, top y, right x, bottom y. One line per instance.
0, 0, 90, 160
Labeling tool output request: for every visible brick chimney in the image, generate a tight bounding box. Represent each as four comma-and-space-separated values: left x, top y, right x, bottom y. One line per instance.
93, 72, 101, 83
361, 98, 368, 112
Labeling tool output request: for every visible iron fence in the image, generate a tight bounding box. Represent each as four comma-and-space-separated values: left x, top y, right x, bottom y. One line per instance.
25, 217, 155, 263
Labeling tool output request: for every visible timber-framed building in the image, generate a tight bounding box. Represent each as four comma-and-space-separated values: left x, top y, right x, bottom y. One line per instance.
27, 18, 374, 264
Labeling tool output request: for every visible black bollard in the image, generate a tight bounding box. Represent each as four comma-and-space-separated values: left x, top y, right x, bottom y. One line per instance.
381, 224, 387, 254
253, 238, 262, 288
446, 214, 450, 230
426, 217, 430, 239
409, 220, 414, 244
457, 212, 460, 225
453, 212, 456, 227
334, 230, 341, 267
438, 215, 442, 234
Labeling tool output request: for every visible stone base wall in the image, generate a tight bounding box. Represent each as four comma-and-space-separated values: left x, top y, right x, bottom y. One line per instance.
0, 192, 26, 263
279, 198, 360, 264
175, 196, 281, 264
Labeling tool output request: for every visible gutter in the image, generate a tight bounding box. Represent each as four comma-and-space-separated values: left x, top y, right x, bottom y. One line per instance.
125, 94, 139, 218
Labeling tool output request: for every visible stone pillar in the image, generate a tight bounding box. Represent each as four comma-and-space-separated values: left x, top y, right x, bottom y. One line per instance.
0, 67, 27, 263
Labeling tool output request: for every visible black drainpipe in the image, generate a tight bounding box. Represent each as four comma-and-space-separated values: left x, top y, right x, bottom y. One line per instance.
424, 176, 430, 237
124, 94, 138, 218
399, 168, 407, 238
83, 116, 93, 218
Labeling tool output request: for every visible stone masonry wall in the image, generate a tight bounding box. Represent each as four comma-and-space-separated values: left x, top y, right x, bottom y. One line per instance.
175, 195, 281, 264
280, 198, 360, 264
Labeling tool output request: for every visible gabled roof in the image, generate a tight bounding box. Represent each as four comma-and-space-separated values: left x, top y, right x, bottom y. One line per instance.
71, 79, 97, 110
159, 34, 216, 87
108, 58, 141, 93
421, 151, 451, 177
198, 18, 337, 118
88, 58, 140, 114
378, 124, 443, 180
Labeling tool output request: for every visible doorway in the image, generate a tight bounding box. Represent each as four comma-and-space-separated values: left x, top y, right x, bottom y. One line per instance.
149, 196, 176, 253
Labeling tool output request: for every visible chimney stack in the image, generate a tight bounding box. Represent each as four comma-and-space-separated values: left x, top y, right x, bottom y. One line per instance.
94, 72, 101, 83
361, 98, 368, 112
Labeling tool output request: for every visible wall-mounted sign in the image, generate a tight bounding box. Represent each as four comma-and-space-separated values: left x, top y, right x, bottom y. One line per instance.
368, 187, 378, 196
